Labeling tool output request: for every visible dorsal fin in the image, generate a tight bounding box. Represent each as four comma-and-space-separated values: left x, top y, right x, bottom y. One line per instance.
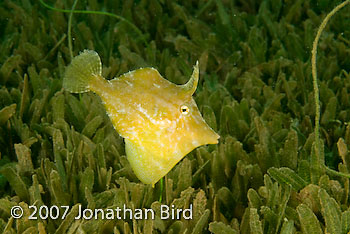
181, 61, 199, 96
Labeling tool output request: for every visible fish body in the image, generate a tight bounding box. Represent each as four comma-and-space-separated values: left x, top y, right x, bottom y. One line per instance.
63, 50, 219, 186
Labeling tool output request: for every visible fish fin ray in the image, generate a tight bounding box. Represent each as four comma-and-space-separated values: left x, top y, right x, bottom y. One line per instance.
63, 50, 102, 93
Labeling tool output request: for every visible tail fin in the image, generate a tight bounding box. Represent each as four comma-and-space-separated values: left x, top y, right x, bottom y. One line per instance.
63, 50, 102, 93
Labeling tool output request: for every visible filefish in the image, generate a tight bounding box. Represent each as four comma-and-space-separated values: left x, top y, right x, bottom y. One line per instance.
63, 50, 219, 186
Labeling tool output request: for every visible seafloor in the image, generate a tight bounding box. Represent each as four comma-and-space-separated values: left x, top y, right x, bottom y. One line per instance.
1, 0, 350, 233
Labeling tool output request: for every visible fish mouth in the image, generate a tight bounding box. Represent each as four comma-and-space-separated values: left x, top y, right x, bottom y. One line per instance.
209, 132, 220, 144
190, 124, 220, 147
202, 129, 220, 145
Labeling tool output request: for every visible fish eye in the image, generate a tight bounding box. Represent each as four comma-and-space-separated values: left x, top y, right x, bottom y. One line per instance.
180, 105, 190, 115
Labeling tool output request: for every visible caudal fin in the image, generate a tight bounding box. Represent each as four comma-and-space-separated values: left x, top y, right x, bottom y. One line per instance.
63, 50, 102, 93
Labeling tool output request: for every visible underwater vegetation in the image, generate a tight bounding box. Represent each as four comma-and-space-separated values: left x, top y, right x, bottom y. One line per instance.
0, 0, 350, 233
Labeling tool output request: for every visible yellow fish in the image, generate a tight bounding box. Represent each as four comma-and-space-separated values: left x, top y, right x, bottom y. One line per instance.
63, 50, 219, 186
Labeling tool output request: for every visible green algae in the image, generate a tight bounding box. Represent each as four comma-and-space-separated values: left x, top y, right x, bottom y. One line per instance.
0, 0, 350, 233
